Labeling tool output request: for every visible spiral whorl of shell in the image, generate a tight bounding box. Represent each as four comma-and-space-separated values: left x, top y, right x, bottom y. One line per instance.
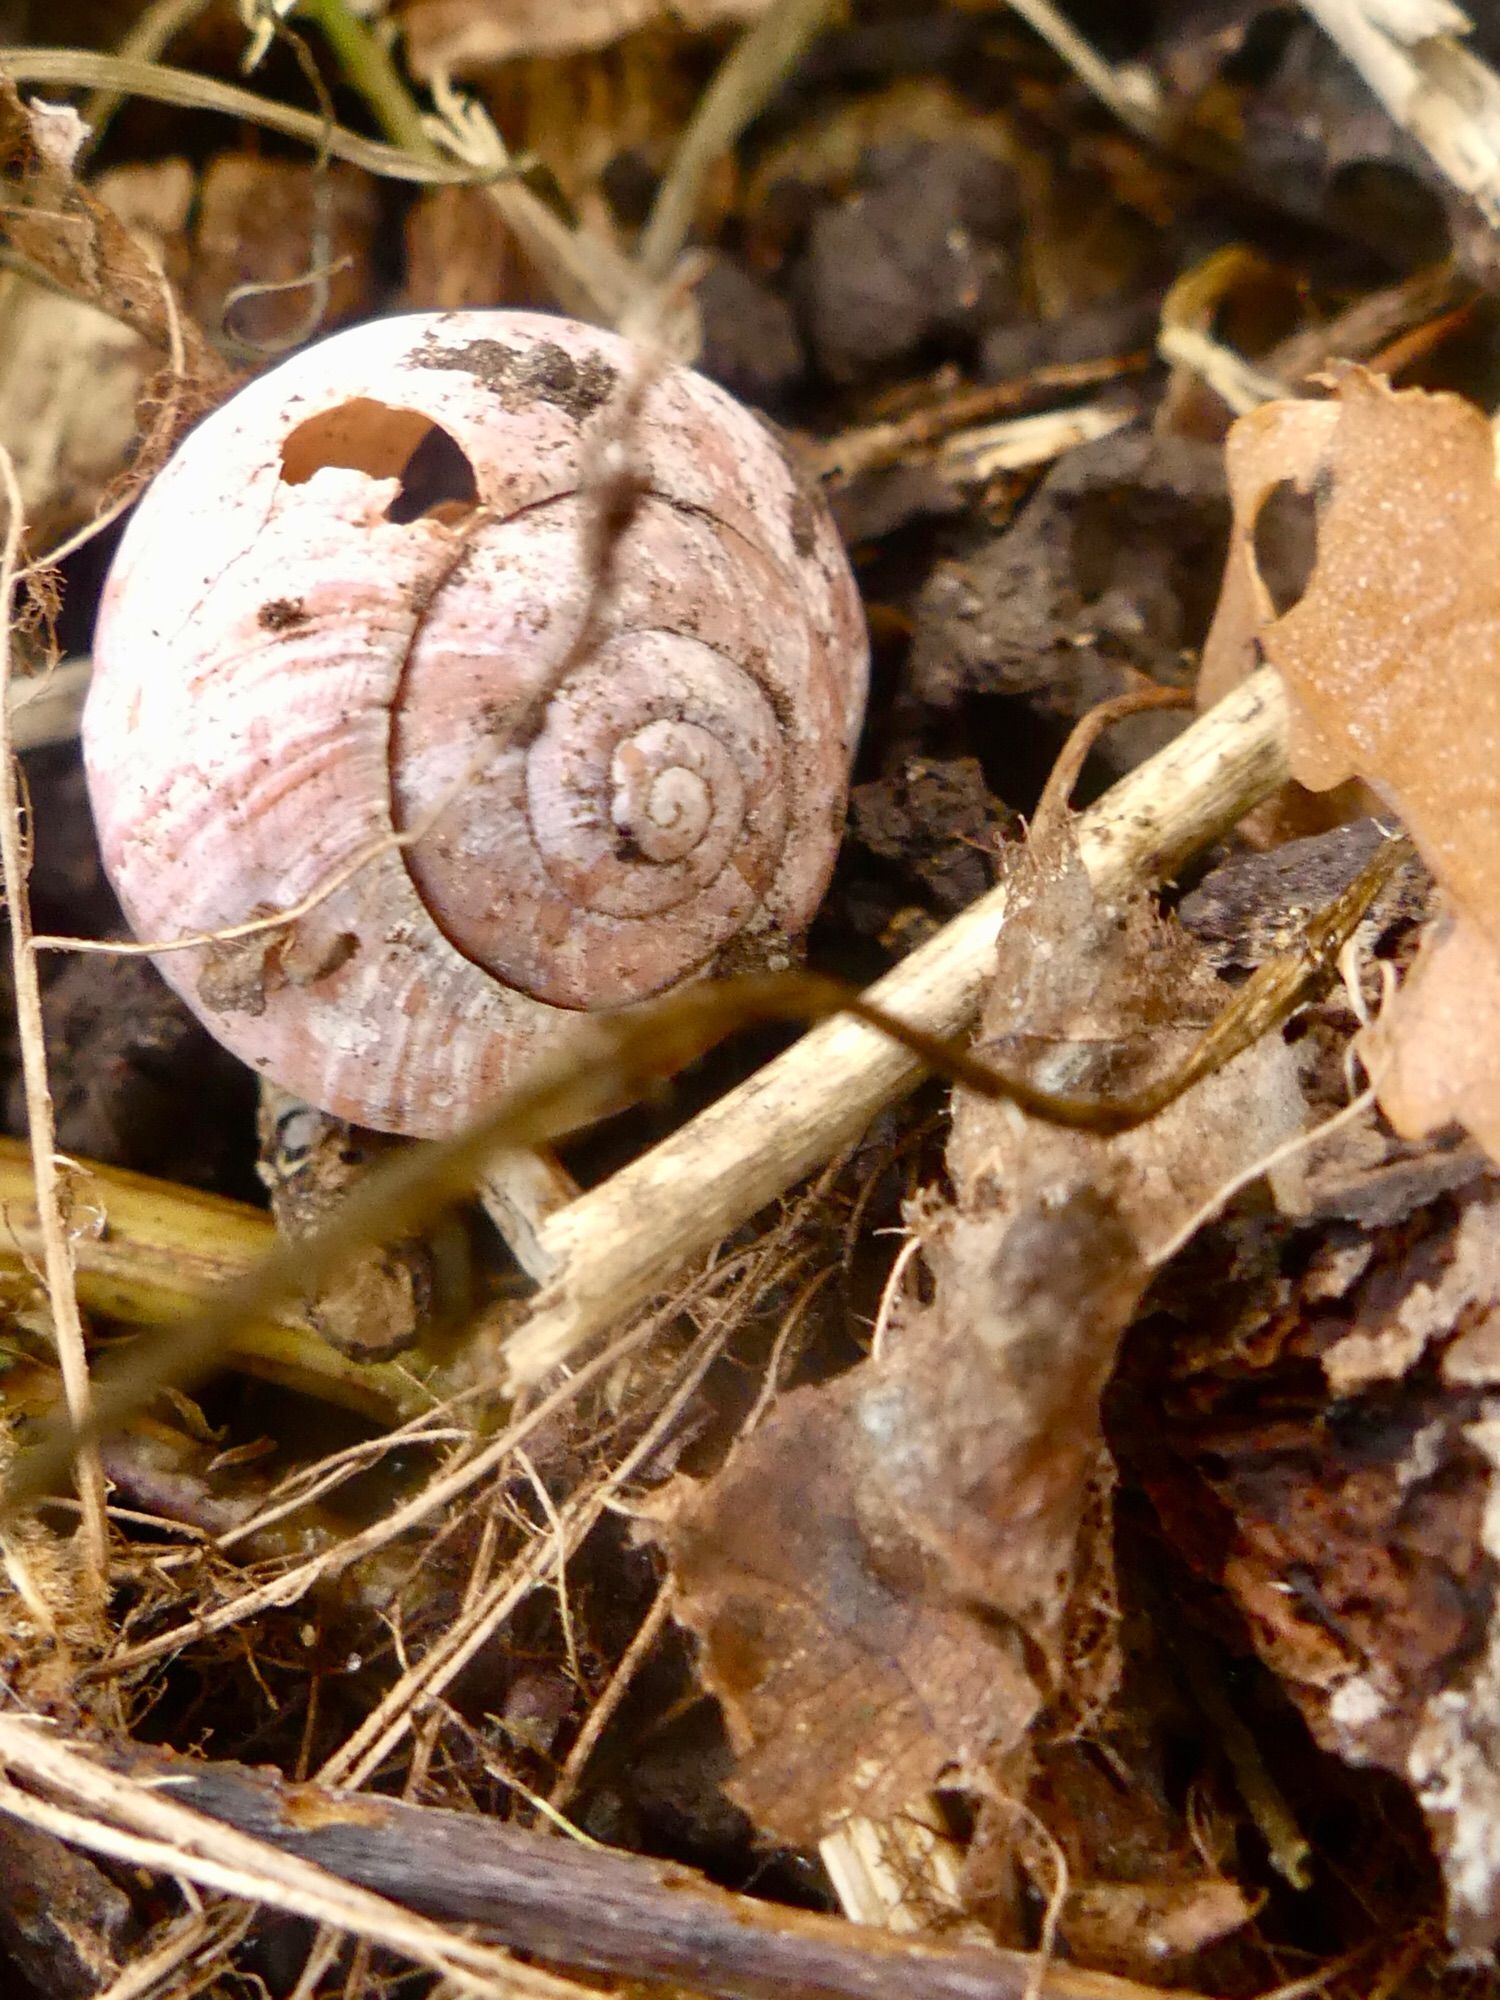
84, 312, 868, 1136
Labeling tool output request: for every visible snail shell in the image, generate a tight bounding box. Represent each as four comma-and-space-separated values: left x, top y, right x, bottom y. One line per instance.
83, 311, 868, 1137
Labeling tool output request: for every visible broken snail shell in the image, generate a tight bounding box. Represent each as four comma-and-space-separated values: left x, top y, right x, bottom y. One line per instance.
83, 310, 868, 1137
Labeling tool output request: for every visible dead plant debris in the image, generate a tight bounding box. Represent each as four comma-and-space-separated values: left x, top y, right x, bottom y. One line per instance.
5, 5, 1500, 2000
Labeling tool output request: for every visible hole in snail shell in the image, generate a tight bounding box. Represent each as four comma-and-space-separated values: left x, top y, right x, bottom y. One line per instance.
385, 424, 480, 526
278, 399, 478, 525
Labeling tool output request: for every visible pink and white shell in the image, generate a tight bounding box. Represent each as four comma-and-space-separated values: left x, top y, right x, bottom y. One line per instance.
83, 310, 868, 1137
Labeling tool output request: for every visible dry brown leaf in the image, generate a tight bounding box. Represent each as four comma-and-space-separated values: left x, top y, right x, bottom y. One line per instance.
0, 83, 232, 568
1201, 367, 1500, 1161
656, 1369, 1045, 1843
660, 835, 1308, 1848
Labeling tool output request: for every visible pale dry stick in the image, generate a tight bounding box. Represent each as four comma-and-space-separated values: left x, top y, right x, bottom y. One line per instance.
0, 450, 108, 1591
479, 1148, 580, 1284
869, 1234, 922, 1364
1156, 250, 1292, 418
1300, 0, 1500, 226
287, 1925, 343, 2000
820, 1810, 973, 1936
813, 356, 1149, 484
1003, 0, 1165, 141
935, 400, 1131, 483
0, 1722, 590, 2000
507, 665, 1294, 1388
517, 1445, 581, 1687
1156, 326, 1288, 417
0, 51, 487, 185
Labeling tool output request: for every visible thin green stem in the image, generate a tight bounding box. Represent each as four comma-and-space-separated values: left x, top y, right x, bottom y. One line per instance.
296, 0, 436, 160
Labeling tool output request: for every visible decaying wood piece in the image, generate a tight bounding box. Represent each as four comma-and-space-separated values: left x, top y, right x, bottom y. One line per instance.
1140, 1119, 1500, 1955
508, 666, 1292, 1385
110, 1747, 1210, 2000
0, 1816, 134, 1997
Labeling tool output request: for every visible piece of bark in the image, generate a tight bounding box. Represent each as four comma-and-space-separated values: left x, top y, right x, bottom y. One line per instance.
1132, 1160, 1500, 1950
1179, 818, 1430, 975
124, 1748, 1203, 2000
0, 1816, 135, 1997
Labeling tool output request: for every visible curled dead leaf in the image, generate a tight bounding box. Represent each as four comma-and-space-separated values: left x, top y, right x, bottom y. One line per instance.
1202, 367, 1500, 1161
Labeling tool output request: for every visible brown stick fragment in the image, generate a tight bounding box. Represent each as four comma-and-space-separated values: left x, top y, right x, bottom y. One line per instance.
809, 353, 1152, 484
134, 1751, 1213, 2000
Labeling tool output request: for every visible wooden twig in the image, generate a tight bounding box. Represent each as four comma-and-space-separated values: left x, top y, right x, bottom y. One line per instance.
0, 1138, 438, 1425
89, 1906, 253, 2000
1003, 0, 1165, 141
809, 354, 1151, 483
1300, 0, 1500, 225
96, 1745, 1212, 2000
505, 665, 1292, 1385
0, 450, 108, 1594
0, 1720, 585, 2000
